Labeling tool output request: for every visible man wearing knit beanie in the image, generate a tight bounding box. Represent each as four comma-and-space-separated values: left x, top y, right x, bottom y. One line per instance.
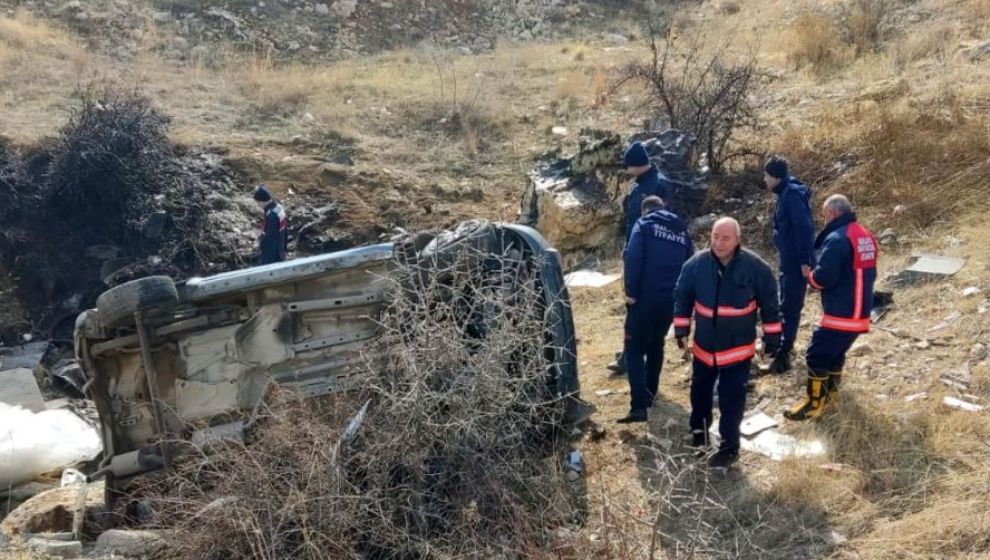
254, 184, 289, 265
760, 155, 815, 374
607, 141, 675, 376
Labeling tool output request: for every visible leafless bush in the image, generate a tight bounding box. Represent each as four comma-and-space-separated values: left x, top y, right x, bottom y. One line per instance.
146, 242, 576, 559
610, 23, 766, 175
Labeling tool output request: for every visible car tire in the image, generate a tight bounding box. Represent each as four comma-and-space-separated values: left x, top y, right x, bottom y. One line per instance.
95, 276, 179, 328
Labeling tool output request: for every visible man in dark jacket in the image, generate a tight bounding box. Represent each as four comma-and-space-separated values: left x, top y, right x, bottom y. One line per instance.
608, 141, 675, 375
762, 155, 815, 374
786, 195, 877, 420
617, 196, 694, 423
673, 217, 781, 467
254, 184, 288, 265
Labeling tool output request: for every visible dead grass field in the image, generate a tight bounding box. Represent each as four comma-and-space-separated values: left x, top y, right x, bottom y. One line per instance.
2, 0, 990, 557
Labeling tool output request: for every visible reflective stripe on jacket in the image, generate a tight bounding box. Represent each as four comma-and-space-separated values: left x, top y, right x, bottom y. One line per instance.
673, 248, 781, 367
807, 213, 878, 333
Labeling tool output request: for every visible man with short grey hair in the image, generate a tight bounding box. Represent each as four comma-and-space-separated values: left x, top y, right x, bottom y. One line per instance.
673, 217, 781, 467
786, 194, 878, 420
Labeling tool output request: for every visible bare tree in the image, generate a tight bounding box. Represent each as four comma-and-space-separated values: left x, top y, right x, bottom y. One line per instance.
610, 22, 767, 175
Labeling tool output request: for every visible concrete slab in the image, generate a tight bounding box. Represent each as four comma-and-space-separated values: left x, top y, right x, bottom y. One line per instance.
891, 254, 966, 287
0, 368, 45, 412
0, 341, 49, 370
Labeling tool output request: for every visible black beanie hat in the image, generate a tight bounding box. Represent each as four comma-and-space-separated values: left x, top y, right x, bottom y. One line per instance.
764, 155, 789, 180
623, 141, 650, 167
254, 184, 273, 202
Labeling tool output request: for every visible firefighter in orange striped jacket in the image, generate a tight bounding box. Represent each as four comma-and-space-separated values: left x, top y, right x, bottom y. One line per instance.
786, 195, 878, 420
673, 217, 782, 468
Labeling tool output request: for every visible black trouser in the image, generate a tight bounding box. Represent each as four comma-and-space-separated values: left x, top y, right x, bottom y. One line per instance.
689, 358, 750, 453
623, 298, 674, 411
779, 272, 808, 354
806, 327, 859, 374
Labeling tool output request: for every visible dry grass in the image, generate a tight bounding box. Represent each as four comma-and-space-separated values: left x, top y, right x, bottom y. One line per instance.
784, 12, 854, 74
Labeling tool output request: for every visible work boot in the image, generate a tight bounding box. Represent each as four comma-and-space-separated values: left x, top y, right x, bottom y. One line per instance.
606, 351, 627, 376
689, 429, 708, 448
708, 447, 739, 468
784, 374, 831, 421
616, 408, 648, 424
759, 352, 791, 375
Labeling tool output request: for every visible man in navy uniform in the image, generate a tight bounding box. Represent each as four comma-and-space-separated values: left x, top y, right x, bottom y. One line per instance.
608, 141, 676, 375
673, 217, 781, 467
786, 195, 878, 420
762, 155, 815, 374
617, 196, 693, 423
254, 184, 288, 265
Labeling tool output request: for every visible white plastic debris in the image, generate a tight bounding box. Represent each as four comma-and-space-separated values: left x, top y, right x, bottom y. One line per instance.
962, 286, 982, 297
551, 126, 568, 136
905, 392, 929, 402
743, 430, 826, 461
739, 412, 778, 437
594, 389, 614, 397
929, 311, 962, 332
564, 270, 621, 288
709, 425, 825, 461
0, 403, 102, 488
943, 396, 985, 413
60, 468, 87, 487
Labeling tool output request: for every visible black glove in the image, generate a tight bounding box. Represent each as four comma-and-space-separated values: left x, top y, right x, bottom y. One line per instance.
763, 333, 781, 357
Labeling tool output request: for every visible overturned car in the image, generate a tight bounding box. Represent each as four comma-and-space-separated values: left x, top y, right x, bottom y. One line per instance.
73, 221, 586, 501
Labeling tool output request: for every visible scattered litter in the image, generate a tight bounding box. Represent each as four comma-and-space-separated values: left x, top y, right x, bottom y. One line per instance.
943, 396, 985, 412
742, 430, 826, 461
0, 341, 49, 370
739, 412, 778, 437
594, 389, 614, 397
0, 403, 102, 488
905, 392, 928, 402
871, 290, 894, 322
962, 286, 982, 297
343, 399, 371, 442
889, 254, 966, 287
566, 450, 583, 473
50, 360, 87, 398
827, 531, 848, 545
551, 126, 568, 137
0, 368, 45, 412
564, 270, 621, 288
819, 463, 844, 473
60, 468, 87, 487
710, 425, 825, 461
915, 340, 931, 349
875, 394, 889, 401
929, 311, 962, 332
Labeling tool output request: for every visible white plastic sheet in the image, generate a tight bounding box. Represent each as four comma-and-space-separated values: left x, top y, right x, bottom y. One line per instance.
564, 270, 621, 289
0, 403, 102, 489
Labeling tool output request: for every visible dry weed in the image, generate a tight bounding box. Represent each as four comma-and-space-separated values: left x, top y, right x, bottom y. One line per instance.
145, 238, 578, 559
784, 12, 853, 74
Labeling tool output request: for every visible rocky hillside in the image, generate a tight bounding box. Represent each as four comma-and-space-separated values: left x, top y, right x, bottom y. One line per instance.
1, 0, 630, 61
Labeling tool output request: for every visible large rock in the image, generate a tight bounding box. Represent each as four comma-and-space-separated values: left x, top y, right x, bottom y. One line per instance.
96, 529, 168, 557
0, 482, 105, 541
519, 129, 703, 265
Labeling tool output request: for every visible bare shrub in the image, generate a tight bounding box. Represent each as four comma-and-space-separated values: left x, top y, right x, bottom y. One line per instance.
841, 0, 887, 55
609, 23, 766, 175
785, 12, 853, 74
146, 240, 576, 559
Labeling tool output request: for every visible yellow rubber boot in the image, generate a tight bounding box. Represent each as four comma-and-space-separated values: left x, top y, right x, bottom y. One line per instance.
784, 374, 830, 421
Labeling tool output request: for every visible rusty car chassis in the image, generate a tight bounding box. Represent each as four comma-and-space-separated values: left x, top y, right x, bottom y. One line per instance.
74, 221, 585, 496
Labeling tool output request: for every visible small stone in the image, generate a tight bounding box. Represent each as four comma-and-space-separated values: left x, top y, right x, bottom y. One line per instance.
27, 538, 82, 558
314, 3, 329, 15
96, 529, 167, 557
566, 470, 580, 482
